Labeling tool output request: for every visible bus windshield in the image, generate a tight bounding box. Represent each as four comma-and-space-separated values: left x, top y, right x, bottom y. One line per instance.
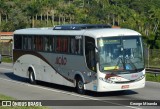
97, 36, 144, 73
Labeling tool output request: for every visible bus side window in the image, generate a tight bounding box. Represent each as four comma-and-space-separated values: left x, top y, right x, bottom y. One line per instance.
32, 36, 36, 50
14, 35, 22, 49
39, 36, 43, 51
55, 36, 69, 53
28, 36, 32, 50
85, 36, 96, 71
56, 37, 60, 52
23, 36, 28, 50
44, 36, 48, 51
49, 37, 53, 51
34, 36, 43, 51
44, 36, 51, 51
71, 37, 75, 54
63, 37, 68, 53
70, 36, 82, 55
75, 39, 82, 54
52, 36, 55, 52
35, 36, 38, 50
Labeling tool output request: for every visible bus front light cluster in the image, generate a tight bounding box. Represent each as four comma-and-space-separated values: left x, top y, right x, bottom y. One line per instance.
137, 75, 145, 81
99, 77, 115, 84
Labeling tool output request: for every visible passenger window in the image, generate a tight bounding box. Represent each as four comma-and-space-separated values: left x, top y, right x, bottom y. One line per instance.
14, 35, 22, 49
34, 36, 43, 51
70, 36, 82, 55
23, 36, 28, 50
56, 36, 69, 53
44, 36, 53, 52
22, 36, 32, 50
28, 37, 32, 50
52, 37, 55, 52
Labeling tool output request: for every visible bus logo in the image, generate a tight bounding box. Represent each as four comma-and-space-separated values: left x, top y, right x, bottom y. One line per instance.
75, 35, 82, 39
55, 56, 67, 65
131, 74, 138, 78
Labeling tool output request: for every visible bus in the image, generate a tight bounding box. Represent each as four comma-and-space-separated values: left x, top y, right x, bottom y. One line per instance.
13, 24, 145, 94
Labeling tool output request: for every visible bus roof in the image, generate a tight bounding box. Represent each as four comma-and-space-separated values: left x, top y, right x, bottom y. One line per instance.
53, 24, 111, 30
14, 27, 141, 38
84, 28, 141, 38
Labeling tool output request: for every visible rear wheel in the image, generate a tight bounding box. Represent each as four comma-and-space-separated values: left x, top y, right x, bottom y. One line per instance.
29, 69, 36, 84
76, 77, 85, 94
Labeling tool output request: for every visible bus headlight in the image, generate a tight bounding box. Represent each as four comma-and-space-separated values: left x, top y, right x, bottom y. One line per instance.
136, 75, 145, 81
106, 78, 115, 84
99, 77, 115, 84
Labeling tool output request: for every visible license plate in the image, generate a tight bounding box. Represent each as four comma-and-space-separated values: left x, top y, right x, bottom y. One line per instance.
121, 85, 129, 89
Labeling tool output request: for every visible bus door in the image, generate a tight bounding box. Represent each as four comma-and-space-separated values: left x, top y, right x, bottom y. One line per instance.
85, 36, 96, 72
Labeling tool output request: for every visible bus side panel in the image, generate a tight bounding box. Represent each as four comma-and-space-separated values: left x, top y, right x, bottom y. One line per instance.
13, 54, 75, 87
13, 50, 97, 90
40, 52, 98, 89
13, 60, 27, 78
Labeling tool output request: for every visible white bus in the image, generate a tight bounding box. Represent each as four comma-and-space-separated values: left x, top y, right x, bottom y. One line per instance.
13, 24, 145, 94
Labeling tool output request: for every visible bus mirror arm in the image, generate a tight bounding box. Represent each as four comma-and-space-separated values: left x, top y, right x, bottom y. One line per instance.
95, 52, 100, 63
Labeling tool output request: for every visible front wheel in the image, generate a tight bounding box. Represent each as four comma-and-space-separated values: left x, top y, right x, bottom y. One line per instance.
76, 77, 85, 94
29, 69, 36, 84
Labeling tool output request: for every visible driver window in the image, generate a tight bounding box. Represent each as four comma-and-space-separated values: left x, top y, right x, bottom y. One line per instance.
85, 36, 96, 72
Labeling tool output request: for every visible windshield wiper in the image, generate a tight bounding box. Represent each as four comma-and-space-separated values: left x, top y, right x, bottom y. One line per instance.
115, 56, 125, 70
125, 57, 138, 72
114, 56, 138, 72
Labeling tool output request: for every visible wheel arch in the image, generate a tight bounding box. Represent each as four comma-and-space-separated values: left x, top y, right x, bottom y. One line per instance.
74, 71, 86, 89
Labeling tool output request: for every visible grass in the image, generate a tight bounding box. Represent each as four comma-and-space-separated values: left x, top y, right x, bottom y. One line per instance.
0, 94, 14, 100
2, 56, 12, 63
0, 94, 49, 109
146, 73, 160, 82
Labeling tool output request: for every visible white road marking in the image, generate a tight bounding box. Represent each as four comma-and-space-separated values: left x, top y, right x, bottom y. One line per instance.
0, 67, 142, 109
0, 67, 13, 71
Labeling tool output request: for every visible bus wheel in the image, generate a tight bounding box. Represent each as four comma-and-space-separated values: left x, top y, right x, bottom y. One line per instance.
76, 77, 85, 94
29, 69, 36, 84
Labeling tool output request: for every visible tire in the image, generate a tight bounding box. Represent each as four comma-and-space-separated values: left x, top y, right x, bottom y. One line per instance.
29, 69, 36, 84
76, 77, 85, 94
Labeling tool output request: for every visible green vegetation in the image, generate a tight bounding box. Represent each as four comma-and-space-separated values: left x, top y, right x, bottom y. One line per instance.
0, 94, 49, 109
2, 56, 12, 63
146, 73, 160, 82
0, 0, 160, 48
0, 94, 14, 100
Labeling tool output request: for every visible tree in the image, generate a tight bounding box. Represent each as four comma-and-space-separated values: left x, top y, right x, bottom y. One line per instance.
0, 0, 6, 26
25, 0, 41, 27
2, 6, 28, 31
0, 0, 160, 48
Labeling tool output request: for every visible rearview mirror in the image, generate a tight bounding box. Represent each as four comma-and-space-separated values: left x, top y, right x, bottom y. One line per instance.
87, 42, 98, 51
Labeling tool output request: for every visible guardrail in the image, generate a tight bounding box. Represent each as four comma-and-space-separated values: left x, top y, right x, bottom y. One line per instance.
1, 54, 12, 57
146, 67, 160, 76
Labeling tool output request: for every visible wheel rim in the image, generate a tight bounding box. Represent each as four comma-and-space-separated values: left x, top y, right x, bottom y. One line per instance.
78, 80, 83, 89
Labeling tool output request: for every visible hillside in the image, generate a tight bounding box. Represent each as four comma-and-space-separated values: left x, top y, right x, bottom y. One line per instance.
0, 0, 160, 48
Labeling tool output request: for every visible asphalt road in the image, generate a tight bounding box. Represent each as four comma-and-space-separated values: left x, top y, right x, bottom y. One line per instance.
0, 63, 160, 109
